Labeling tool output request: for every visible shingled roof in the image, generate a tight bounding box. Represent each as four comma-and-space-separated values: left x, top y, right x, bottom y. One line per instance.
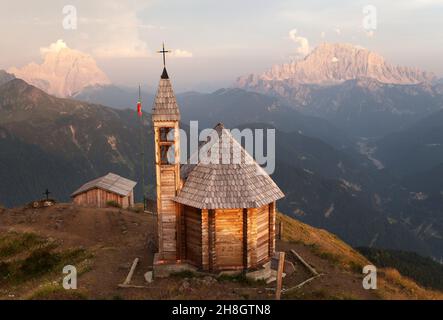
151, 67, 180, 122
71, 173, 136, 197
175, 123, 284, 209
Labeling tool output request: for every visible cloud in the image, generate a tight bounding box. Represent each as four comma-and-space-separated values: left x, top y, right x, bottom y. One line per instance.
9, 39, 110, 97
366, 30, 375, 38
407, 0, 443, 7
93, 42, 149, 59
39, 39, 68, 55
289, 29, 310, 57
171, 49, 193, 58
76, 2, 151, 59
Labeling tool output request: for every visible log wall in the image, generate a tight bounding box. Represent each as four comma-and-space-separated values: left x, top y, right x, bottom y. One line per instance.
72, 188, 132, 209
175, 202, 276, 271
255, 204, 270, 264
184, 205, 202, 266
246, 206, 258, 268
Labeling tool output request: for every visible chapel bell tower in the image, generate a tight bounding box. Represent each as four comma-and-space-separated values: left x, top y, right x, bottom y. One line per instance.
151, 43, 181, 262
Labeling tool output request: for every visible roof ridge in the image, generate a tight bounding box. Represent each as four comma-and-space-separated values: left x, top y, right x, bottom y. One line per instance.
71, 172, 137, 197
176, 155, 284, 209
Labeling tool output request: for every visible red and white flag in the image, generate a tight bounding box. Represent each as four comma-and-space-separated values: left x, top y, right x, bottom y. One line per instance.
137, 85, 142, 117
137, 100, 142, 117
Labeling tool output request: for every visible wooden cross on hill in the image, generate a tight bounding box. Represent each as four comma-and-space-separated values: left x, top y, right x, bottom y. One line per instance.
43, 188, 51, 200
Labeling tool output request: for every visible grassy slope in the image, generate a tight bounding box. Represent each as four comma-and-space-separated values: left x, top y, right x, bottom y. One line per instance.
277, 212, 443, 300
0, 204, 442, 300
357, 247, 443, 291
0, 232, 91, 299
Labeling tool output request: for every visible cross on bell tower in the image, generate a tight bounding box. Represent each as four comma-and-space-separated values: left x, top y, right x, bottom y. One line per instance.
157, 42, 171, 67
157, 42, 171, 79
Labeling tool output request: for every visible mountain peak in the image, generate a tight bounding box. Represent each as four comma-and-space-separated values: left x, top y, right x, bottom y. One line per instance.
0, 78, 56, 112
0, 70, 16, 87
8, 40, 111, 98
1, 78, 44, 95
236, 42, 435, 87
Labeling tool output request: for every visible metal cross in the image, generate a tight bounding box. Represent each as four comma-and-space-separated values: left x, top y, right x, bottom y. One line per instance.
157, 42, 171, 67
43, 188, 51, 200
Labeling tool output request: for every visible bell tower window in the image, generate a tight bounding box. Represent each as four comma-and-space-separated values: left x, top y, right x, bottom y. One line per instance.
160, 144, 175, 165
160, 127, 174, 142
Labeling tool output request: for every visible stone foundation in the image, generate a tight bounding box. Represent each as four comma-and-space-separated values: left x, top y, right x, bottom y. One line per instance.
153, 253, 198, 278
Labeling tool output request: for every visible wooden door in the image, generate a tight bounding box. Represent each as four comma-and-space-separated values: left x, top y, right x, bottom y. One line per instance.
215, 209, 243, 268
184, 206, 202, 266
256, 205, 270, 263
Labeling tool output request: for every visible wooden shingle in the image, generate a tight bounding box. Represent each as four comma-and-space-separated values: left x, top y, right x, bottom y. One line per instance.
175, 123, 284, 209
151, 68, 180, 122
71, 172, 137, 197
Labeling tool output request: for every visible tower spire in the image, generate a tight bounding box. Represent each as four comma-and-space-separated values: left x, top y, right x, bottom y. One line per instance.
152, 42, 180, 122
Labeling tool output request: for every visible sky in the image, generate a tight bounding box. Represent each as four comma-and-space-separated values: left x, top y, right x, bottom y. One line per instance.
0, 0, 442, 92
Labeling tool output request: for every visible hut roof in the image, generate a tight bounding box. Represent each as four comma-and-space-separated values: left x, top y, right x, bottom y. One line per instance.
175, 123, 284, 209
71, 173, 136, 197
151, 67, 180, 122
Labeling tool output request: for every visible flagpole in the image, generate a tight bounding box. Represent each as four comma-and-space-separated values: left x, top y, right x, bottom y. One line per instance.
139, 84, 146, 211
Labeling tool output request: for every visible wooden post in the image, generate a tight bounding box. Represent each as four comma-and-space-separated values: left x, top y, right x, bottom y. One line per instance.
290, 249, 318, 276
208, 209, 216, 271
122, 258, 139, 286
275, 251, 285, 300
242, 208, 248, 270
269, 202, 276, 257
278, 221, 283, 240
181, 206, 187, 260
201, 209, 209, 271
176, 203, 182, 261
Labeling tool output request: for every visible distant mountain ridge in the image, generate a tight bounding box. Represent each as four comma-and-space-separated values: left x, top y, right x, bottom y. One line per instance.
72, 84, 155, 111
235, 43, 442, 137
0, 70, 15, 86
73, 85, 353, 149
237, 43, 435, 87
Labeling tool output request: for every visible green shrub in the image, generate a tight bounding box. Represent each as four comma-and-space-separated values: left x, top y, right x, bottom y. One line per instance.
357, 247, 443, 291
128, 206, 143, 213
29, 283, 87, 300
106, 200, 121, 208
349, 260, 364, 273
0, 232, 46, 258
1, 245, 89, 286
217, 273, 265, 286
0, 261, 11, 280
170, 270, 198, 279
19, 248, 61, 278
